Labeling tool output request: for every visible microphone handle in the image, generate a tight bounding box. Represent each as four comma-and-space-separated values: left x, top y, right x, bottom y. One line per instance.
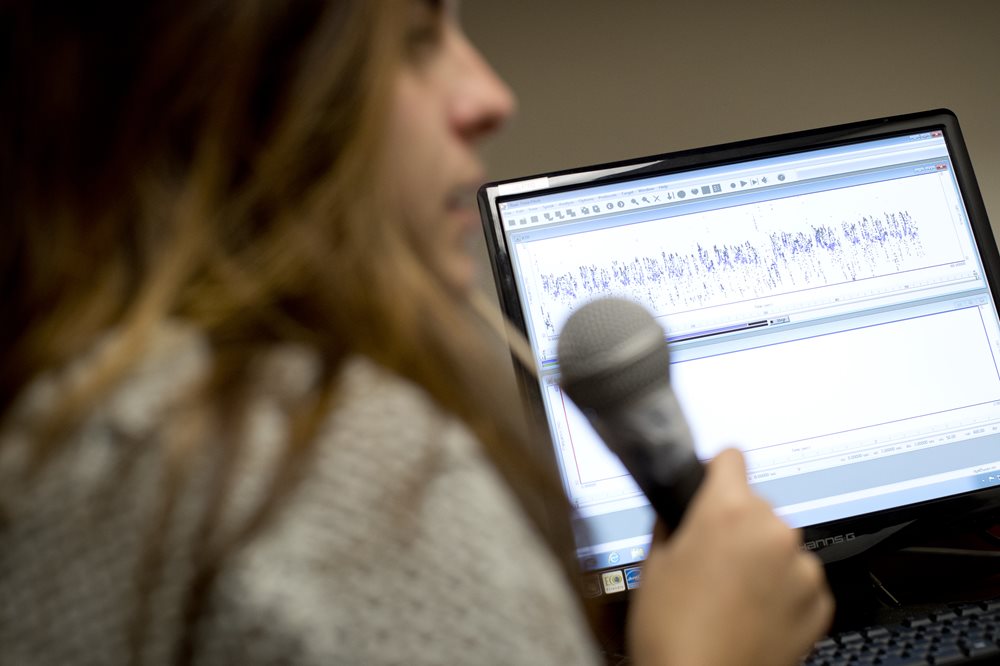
584, 387, 705, 531
637, 454, 704, 532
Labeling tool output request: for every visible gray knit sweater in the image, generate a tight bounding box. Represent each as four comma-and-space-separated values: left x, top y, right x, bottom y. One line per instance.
0, 324, 599, 665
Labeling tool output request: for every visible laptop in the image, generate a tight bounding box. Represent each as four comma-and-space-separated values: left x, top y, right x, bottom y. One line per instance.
477, 109, 1000, 602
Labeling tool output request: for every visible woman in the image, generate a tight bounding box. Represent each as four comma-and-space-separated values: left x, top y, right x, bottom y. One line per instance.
0, 0, 832, 664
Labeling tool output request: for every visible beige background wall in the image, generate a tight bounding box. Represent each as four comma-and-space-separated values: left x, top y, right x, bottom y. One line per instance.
465, 0, 1000, 282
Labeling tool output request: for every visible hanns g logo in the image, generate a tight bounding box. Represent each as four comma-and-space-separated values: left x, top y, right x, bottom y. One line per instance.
803, 532, 856, 551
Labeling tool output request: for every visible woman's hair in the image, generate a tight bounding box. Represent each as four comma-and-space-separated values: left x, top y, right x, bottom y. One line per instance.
3, 0, 401, 401
2, 0, 582, 659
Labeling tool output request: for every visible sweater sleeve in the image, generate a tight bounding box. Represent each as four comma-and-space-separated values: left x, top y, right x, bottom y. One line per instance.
0, 333, 600, 666
196, 357, 601, 666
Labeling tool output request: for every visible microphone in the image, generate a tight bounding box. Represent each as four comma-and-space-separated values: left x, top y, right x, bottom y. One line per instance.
557, 297, 704, 531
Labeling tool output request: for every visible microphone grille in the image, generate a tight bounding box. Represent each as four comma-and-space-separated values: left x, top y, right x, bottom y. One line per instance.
557, 298, 671, 409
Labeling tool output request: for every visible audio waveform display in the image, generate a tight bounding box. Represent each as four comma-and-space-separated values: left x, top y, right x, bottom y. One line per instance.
534, 210, 924, 336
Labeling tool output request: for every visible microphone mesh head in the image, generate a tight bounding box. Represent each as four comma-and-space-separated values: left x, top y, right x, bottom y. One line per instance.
557, 298, 671, 409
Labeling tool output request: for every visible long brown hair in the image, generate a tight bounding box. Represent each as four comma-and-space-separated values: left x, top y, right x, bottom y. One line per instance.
1, 0, 582, 660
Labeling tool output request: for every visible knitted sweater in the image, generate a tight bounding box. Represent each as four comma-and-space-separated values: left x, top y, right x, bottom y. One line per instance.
0, 324, 599, 665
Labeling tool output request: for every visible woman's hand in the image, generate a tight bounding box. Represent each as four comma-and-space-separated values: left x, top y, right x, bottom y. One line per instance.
627, 448, 834, 666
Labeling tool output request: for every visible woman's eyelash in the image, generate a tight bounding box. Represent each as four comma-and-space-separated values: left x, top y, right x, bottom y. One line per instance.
406, 21, 443, 59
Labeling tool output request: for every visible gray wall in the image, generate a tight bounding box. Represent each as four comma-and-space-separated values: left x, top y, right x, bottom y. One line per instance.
466, 0, 999, 278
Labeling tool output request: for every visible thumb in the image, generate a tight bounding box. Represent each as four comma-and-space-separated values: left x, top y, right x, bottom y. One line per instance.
706, 447, 749, 486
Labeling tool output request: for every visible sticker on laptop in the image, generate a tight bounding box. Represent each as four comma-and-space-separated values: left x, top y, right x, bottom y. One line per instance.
602, 570, 626, 594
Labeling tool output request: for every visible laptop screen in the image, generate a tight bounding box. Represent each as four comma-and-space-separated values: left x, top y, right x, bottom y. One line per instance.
480, 111, 1000, 581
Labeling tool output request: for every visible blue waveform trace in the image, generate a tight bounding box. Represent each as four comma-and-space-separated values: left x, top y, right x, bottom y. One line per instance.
536, 210, 923, 335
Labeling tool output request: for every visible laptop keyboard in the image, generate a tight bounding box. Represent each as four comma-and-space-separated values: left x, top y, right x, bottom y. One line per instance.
803, 598, 1000, 665
603, 598, 1000, 665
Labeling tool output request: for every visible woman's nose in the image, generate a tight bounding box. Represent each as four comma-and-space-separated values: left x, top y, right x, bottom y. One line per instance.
448, 30, 517, 143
